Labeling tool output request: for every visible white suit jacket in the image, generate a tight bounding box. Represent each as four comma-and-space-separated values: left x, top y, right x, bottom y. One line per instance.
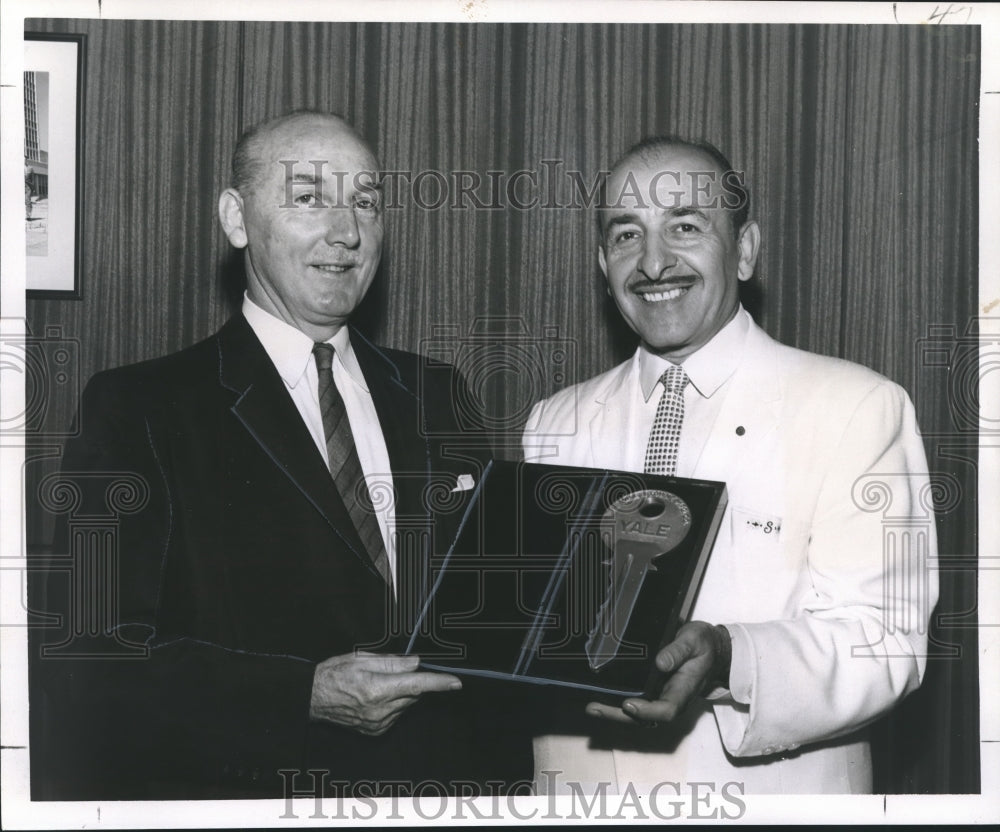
522, 318, 937, 794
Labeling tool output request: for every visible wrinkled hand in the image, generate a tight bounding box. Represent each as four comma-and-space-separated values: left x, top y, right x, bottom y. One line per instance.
586, 622, 732, 726
309, 651, 461, 736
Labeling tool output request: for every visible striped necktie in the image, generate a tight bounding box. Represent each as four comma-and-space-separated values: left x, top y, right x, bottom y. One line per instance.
313, 343, 391, 585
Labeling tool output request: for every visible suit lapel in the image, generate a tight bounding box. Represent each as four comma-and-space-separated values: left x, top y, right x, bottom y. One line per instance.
692, 322, 782, 487
351, 330, 433, 630
588, 358, 639, 469
216, 316, 381, 581
351, 330, 430, 495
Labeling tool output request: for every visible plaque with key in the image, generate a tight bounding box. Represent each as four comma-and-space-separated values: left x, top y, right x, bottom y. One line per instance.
406, 460, 727, 700
585, 489, 692, 670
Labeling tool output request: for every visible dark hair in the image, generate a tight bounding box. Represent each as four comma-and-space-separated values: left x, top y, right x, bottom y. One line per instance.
229, 110, 361, 196
599, 134, 750, 238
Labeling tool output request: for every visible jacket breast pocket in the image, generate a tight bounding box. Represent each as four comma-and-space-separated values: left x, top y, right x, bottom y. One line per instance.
731, 505, 785, 547
727, 505, 812, 619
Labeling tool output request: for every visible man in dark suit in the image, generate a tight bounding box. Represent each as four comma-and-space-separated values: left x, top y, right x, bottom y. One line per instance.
31, 111, 530, 799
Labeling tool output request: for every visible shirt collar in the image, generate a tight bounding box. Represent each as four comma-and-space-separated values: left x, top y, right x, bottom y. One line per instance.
241, 293, 369, 392
638, 306, 750, 402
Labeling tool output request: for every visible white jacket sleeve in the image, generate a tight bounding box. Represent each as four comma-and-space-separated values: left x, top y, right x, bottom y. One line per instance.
713, 381, 938, 756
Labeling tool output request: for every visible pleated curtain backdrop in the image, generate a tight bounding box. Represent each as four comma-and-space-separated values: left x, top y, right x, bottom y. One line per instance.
25, 18, 979, 794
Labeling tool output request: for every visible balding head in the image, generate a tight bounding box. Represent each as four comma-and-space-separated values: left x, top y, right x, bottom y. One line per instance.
230, 111, 378, 197
603, 135, 749, 239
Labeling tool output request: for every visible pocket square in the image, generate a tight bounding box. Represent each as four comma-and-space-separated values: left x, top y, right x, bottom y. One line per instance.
450, 473, 476, 493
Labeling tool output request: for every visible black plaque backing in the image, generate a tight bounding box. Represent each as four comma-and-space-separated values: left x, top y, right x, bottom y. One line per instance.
406, 460, 727, 700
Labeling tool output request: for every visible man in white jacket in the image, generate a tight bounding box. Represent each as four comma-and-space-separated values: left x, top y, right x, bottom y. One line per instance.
523, 136, 937, 794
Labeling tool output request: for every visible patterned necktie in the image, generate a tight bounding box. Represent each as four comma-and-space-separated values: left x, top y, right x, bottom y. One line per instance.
644, 364, 689, 476
313, 343, 391, 585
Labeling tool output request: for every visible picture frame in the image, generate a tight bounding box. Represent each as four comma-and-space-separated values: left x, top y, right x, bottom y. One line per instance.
23, 32, 86, 299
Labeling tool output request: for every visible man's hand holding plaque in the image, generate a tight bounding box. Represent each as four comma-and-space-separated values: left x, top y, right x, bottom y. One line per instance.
585, 621, 733, 726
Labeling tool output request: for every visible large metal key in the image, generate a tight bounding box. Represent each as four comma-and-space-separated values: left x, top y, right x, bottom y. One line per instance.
586, 489, 691, 670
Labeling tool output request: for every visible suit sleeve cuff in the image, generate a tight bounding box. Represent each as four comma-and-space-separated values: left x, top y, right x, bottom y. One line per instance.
708, 623, 756, 754
726, 623, 754, 704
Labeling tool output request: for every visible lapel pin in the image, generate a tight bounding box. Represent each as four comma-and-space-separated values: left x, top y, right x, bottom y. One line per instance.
735, 426, 746, 436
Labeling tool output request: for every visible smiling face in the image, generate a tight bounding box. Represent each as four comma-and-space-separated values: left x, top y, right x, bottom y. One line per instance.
218, 113, 383, 342
598, 145, 760, 361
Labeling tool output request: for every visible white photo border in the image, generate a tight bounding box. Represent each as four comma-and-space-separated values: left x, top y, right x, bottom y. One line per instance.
1, 1, 997, 829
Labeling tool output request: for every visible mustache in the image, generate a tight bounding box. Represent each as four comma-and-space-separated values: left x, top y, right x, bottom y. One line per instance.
628, 276, 696, 291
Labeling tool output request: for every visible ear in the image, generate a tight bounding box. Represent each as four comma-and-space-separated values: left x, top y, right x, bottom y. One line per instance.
736, 220, 761, 283
218, 188, 249, 249
597, 244, 613, 295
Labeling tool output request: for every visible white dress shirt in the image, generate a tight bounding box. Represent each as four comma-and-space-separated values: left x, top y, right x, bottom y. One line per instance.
242, 294, 398, 589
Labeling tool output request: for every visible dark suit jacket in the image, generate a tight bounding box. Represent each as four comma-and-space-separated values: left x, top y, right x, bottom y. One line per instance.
31, 315, 531, 799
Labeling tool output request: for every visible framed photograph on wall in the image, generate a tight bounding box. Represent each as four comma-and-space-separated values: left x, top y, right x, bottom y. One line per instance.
23, 32, 85, 299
